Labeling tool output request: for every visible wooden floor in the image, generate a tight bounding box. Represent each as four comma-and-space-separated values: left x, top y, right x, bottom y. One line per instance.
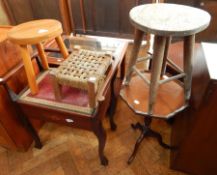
0, 98, 188, 175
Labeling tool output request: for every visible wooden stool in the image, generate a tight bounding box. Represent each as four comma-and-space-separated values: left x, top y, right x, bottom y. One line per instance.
51, 49, 112, 108
8, 19, 69, 95
121, 3, 211, 164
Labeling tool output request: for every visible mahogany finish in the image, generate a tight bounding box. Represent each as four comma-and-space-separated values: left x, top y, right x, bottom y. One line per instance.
0, 26, 43, 151
16, 36, 128, 165
169, 42, 217, 175
121, 74, 184, 118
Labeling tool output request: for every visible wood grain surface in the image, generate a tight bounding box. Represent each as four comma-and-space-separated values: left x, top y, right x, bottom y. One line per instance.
8, 19, 63, 45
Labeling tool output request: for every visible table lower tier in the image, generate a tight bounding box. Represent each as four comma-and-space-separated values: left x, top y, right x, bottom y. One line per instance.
120, 73, 186, 119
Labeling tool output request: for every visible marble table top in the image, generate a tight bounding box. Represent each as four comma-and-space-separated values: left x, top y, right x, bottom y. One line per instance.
129, 3, 211, 36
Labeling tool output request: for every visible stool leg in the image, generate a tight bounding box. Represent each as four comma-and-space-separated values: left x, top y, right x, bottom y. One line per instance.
87, 79, 96, 108
141, 34, 152, 71
184, 35, 195, 104
148, 36, 166, 114
161, 36, 172, 76
125, 29, 144, 84
36, 43, 49, 70
20, 45, 38, 95
50, 73, 62, 101
55, 35, 69, 59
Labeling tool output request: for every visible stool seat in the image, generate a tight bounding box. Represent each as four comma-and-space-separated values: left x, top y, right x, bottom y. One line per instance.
130, 3, 211, 36
55, 49, 112, 90
125, 3, 211, 116
8, 19, 62, 45
51, 49, 112, 108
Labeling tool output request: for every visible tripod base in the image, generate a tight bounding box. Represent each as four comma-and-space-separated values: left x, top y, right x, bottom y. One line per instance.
127, 118, 175, 164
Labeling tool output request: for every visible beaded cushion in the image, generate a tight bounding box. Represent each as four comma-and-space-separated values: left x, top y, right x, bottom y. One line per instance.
55, 49, 112, 90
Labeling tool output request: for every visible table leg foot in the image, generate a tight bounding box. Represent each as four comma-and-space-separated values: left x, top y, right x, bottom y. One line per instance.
147, 128, 175, 149
34, 141, 43, 149
22, 115, 43, 149
100, 156, 109, 166
93, 120, 109, 166
127, 127, 147, 164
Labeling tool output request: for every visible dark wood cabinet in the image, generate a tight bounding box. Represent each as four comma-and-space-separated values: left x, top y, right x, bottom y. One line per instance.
166, 0, 195, 6
0, 26, 42, 151
169, 42, 217, 175
196, 1, 217, 41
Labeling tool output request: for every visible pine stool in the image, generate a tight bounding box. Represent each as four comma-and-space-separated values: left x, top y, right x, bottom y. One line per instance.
121, 3, 211, 164
8, 19, 69, 95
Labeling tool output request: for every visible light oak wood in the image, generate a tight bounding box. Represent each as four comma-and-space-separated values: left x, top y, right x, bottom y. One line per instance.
7, 19, 68, 95
36, 43, 49, 70
20, 45, 39, 94
8, 19, 63, 45
55, 35, 69, 59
